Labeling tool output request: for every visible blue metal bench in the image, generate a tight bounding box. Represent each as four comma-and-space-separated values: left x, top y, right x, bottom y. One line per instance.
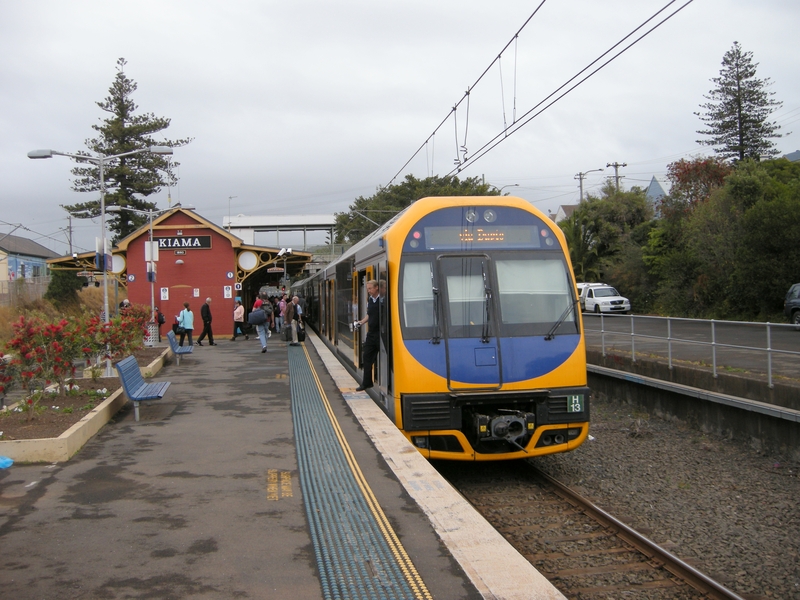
167, 330, 193, 365
115, 355, 171, 422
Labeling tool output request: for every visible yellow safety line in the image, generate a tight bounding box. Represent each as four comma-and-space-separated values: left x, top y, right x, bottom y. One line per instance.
301, 344, 433, 600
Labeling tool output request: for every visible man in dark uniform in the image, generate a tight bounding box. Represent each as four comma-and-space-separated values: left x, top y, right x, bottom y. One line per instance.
355, 279, 380, 391
196, 297, 216, 346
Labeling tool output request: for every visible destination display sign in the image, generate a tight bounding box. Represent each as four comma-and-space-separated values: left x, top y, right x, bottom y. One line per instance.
422, 225, 541, 250
154, 236, 212, 249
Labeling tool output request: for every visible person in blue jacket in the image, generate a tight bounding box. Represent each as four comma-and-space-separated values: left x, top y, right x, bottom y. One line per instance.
178, 302, 195, 347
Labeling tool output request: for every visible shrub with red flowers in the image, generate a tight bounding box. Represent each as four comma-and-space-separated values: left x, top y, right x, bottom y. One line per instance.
3, 305, 151, 419
95, 303, 149, 363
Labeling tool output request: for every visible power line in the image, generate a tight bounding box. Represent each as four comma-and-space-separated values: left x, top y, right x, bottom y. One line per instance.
386, 0, 549, 185
444, 0, 694, 176
387, 0, 694, 185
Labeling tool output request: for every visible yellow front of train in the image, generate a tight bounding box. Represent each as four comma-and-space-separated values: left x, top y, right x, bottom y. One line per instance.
383, 196, 590, 461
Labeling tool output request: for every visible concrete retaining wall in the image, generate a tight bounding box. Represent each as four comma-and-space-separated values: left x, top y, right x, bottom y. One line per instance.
0, 347, 172, 463
587, 351, 800, 461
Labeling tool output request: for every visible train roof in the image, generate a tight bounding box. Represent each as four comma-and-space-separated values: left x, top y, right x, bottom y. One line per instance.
297, 195, 549, 283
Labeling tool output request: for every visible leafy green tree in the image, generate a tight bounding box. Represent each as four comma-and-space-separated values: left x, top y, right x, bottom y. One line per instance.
696, 42, 784, 161
643, 157, 733, 316
602, 220, 658, 314
62, 58, 192, 242
558, 209, 600, 282
558, 183, 652, 307
335, 174, 497, 243
647, 158, 800, 319
44, 269, 87, 306
709, 159, 800, 317
573, 183, 651, 266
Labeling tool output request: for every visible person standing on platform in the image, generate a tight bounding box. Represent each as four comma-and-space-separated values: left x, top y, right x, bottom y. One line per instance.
197, 297, 216, 346
178, 302, 194, 347
355, 279, 380, 391
231, 300, 248, 341
252, 294, 270, 353
285, 295, 302, 346
276, 294, 287, 333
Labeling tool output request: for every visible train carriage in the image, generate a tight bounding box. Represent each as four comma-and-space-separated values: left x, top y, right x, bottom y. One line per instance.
296, 196, 590, 461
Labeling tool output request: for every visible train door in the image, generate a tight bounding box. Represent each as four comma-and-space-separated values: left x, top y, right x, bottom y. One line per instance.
377, 262, 392, 415
354, 269, 365, 367
436, 254, 503, 391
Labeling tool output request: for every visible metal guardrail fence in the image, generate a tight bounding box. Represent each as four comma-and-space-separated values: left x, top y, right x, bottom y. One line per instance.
582, 313, 800, 388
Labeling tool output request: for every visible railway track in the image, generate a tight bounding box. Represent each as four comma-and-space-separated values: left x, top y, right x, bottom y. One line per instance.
436, 460, 744, 600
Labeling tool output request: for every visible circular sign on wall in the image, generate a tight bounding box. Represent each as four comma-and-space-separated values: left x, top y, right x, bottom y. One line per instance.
112, 254, 127, 274
237, 250, 258, 271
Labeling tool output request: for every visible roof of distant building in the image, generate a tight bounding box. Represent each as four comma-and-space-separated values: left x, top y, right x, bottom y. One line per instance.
551, 204, 579, 222
783, 150, 800, 162
645, 176, 669, 203
0, 233, 59, 259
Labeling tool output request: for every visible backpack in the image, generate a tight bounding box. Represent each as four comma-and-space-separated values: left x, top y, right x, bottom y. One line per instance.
262, 302, 274, 316
248, 308, 267, 325
157, 312, 166, 325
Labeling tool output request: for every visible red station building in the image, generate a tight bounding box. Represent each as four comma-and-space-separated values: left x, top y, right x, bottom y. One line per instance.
49, 207, 311, 336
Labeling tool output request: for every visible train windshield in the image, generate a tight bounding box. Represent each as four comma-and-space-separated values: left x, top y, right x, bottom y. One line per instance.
399, 205, 579, 340
400, 254, 577, 339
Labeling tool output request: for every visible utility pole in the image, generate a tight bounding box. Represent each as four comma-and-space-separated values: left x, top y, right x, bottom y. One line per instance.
574, 168, 604, 202
65, 215, 73, 255
606, 162, 627, 192
227, 196, 238, 231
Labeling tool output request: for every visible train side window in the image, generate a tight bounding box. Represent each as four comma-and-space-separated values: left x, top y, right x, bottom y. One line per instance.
401, 261, 434, 328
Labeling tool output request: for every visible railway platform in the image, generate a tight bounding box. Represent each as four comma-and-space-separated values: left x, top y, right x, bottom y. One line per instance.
0, 330, 564, 600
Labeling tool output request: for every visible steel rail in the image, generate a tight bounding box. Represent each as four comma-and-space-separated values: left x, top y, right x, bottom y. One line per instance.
527, 464, 746, 600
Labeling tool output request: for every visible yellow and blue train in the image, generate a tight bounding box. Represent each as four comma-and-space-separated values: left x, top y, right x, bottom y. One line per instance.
295, 196, 590, 461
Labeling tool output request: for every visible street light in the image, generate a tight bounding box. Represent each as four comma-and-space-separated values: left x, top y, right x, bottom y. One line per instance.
277, 248, 292, 286
574, 168, 604, 202
28, 145, 173, 375
106, 205, 167, 326
498, 184, 519, 194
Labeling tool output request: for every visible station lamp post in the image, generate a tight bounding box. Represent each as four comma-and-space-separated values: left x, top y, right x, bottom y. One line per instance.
277, 248, 292, 287
28, 145, 173, 375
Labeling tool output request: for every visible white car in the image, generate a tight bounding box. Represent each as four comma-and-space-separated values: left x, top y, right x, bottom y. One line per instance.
582, 285, 630, 314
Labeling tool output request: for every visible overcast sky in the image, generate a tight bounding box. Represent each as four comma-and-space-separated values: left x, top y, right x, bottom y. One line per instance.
2, 0, 799, 255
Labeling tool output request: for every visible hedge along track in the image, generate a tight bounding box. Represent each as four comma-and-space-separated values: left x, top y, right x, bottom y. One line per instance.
437, 461, 744, 600
288, 343, 431, 600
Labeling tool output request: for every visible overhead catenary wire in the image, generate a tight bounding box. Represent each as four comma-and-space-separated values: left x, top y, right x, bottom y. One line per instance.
387, 0, 549, 185
387, 0, 694, 186
444, 0, 695, 176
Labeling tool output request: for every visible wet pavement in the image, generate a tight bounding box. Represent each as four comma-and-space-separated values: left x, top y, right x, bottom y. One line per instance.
0, 336, 479, 599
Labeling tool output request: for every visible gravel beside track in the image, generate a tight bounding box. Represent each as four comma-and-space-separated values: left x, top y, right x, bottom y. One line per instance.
533, 397, 800, 600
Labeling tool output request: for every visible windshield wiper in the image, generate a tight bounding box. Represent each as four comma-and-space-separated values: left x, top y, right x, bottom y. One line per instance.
545, 299, 578, 341
431, 287, 441, 344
